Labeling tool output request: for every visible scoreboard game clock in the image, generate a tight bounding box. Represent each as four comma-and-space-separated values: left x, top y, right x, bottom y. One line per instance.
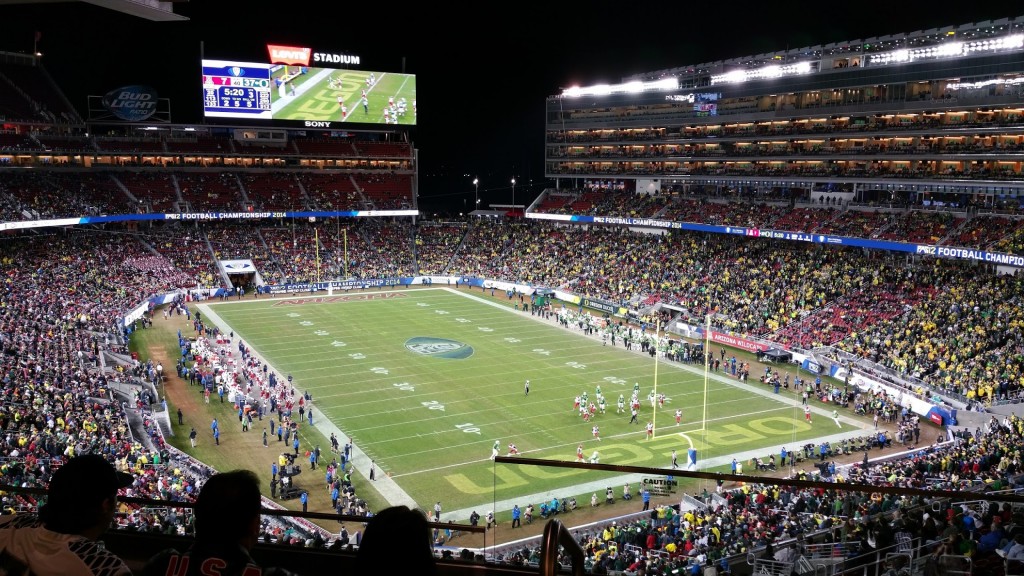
202, 60, 273, 120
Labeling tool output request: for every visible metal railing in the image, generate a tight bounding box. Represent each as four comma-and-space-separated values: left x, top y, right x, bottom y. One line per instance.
540, 519, 584, 576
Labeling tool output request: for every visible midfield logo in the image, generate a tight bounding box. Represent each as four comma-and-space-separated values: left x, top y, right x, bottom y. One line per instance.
405, 337, 474, 359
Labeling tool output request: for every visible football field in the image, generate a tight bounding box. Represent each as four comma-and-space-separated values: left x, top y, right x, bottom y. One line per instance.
201, 287, 846, 512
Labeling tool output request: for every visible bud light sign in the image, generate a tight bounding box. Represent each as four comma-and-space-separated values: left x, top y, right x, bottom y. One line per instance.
102, 85, 158, 122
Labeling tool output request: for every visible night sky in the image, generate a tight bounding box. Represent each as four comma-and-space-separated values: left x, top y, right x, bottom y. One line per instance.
2, 2, 1021, 213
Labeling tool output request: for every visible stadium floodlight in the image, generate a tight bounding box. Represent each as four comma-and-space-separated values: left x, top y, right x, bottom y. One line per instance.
511, 178, 516, 208
560, 77, 679, 98
473, 177, 479, 209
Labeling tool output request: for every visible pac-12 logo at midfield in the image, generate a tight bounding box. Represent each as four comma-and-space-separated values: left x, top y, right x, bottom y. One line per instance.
404, 337, 474, 359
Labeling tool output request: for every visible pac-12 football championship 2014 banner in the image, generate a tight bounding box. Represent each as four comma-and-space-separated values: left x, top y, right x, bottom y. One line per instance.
0, 210, 419, 232
526, 212, 1024, 268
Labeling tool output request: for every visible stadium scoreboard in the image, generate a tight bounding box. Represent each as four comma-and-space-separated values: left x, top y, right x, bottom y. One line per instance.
201, 43, 416, 129
203, 61, 273, 120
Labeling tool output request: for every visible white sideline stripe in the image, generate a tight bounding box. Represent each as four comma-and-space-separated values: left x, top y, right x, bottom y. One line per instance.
197, 302, 419, 510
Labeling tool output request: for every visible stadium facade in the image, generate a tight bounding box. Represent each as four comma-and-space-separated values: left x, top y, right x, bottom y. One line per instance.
543, 16, 1024, 206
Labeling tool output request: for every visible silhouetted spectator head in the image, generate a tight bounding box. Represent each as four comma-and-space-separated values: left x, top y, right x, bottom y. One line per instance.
357, 505, 438, 576
194, 469, 262, 549
0, 453, 133, 575
40, 453, 133, 537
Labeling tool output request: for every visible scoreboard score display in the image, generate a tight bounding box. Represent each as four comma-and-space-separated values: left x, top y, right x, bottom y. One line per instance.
201, 45, 416, 128
202, 61, 273, 120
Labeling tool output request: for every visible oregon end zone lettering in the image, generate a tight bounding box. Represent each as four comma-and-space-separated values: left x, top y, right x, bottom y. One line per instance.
443, 416, 812, 496
285, 71, 367, 121
272, 293, 406, 306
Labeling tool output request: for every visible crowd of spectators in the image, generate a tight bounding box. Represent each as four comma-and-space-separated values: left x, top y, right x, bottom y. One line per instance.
415, 222, 468, 275
4, 211, 1016, 404
446, 218, 1024, 402
523, 188, 1024, 257
0, 230, 328, 549
241, 173, 305, 212
771, 268, 936, 349
176, 172, 244, 212
6, 168, 1024, 254
261, 223, 328, 284
835, 269, 1024, 403
5, 210, 1024, 575
351, 219, 415, 278
495, 414, 1024, 576
297, 173, 364, 211
873, 210, 963, 244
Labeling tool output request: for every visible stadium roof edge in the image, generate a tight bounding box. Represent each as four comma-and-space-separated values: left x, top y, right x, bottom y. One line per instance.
619, 14, 1024, 84
0, 0, 188, 21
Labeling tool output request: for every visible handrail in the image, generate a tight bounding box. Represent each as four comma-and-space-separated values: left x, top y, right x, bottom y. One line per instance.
540, 518, 584, 576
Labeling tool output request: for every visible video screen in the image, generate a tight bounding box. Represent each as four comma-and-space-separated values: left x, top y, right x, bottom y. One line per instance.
202, 59, 416, 127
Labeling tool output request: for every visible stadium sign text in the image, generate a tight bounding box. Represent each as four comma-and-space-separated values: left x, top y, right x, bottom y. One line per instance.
272, 293, 406, 306
165, 212, 285, 220
592, 216, 677, 229
266, 44, 312, 66
705, 330, 769, 352
102, 85, 158, 122
641, 477, 678, 496
266, 44, 361, 67
313, 52, 361, 65
916, 244, 1024, 266
304, 121, 333, 128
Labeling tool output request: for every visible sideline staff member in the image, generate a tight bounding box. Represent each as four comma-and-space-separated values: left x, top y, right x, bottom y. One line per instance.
0, 453, 133, 576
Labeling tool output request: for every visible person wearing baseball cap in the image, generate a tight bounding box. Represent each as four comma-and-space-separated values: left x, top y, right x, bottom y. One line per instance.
0, 453, 133, 576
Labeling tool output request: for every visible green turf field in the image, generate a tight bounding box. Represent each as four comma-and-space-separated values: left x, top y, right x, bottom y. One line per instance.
203, 287, 837, 512
271, 66, 415, 124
